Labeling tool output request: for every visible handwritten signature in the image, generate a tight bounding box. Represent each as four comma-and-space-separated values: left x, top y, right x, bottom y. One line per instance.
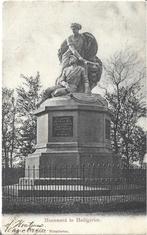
4, 217, 47, 234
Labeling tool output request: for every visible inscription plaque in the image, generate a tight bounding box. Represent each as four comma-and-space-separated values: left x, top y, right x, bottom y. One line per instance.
105, 119, 110, 140
53, 116, 73, 137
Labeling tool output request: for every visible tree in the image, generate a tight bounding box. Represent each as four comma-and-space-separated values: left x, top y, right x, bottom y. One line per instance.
121, 126, 146, 168
16, 72, 42, 158
2, 88, 17, 168
99, 50, 146, 167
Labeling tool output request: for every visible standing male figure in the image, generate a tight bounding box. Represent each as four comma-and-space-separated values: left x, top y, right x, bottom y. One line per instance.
57, 23, 102, 90
58, 23, 85, 71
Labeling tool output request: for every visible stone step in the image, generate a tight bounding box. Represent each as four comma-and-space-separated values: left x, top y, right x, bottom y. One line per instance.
19, 177, 127, 186
18, 186, 145, 197
3, 183, 145, 197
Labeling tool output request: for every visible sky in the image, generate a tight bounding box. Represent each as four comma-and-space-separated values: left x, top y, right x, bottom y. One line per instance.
3, 1, 146, 90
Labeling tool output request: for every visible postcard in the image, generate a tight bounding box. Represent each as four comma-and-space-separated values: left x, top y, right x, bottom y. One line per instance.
1, 1, 146, 235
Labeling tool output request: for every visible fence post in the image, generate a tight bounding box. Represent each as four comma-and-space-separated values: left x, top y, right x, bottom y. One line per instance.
33, 165, 35, 179
28, 166, 30, 178
82, 164, 85, 203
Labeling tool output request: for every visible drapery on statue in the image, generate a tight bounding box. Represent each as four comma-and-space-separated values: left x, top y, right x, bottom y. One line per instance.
37, 23, 103, 107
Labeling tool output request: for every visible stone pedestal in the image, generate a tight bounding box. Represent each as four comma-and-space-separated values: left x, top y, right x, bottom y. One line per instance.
25, 93, 113, 178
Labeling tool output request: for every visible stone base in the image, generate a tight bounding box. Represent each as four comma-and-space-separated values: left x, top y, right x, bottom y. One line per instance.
25, 93, 114, 178
25, 147, 113, 178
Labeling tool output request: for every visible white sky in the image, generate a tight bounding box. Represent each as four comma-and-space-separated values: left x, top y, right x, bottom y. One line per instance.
3, 1, 146, 91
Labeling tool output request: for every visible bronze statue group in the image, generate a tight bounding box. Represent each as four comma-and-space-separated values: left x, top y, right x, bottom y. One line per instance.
38, 23, 103, 107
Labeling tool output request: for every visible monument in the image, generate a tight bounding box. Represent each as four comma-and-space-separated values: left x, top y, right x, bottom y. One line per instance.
25, 23, 113, 179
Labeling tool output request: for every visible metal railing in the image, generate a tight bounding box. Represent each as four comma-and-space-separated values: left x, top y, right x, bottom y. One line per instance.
2, 165, 146, 213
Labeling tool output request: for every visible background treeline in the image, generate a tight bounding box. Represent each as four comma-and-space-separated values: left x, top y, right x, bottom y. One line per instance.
2, 50, 146, 169
2, 72, 42, 168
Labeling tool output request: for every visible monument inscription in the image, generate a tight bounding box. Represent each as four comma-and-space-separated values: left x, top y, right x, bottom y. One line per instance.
52, 116, 73, 137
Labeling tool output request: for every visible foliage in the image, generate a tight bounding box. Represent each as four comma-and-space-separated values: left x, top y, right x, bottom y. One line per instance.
100, 50, 146, 167
16, 72, 42, 158
2, 73, 42, 167
2, 88, 17, 168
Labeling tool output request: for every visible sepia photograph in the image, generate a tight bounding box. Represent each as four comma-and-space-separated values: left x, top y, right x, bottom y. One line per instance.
1, 1, 146, 234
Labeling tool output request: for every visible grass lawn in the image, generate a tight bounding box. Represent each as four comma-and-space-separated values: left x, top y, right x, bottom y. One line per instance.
2, 194, 146, 214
